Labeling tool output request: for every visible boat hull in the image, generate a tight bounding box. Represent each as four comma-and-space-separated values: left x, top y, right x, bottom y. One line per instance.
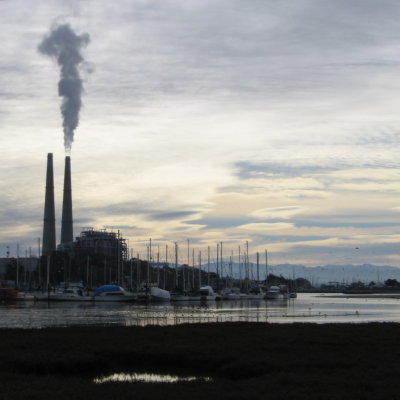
93, 295, 137, 302
36, 294, 93, 301
150, 287, 170, 302
0, 288, 18, 301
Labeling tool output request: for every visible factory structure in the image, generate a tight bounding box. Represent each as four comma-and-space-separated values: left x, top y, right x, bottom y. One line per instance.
1, 153, 210, 290
40, 153, 130, 287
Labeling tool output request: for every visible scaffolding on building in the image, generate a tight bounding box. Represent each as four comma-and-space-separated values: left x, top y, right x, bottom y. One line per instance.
73, 228, 128, 260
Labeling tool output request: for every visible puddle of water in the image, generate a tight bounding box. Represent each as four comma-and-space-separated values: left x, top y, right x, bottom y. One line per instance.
94, 372, 213, 384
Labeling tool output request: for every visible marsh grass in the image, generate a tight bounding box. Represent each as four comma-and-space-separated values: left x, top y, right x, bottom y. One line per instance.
1, 322, 400, 399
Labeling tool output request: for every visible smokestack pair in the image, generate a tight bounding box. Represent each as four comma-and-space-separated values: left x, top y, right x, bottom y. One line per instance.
42, 153, 73, 256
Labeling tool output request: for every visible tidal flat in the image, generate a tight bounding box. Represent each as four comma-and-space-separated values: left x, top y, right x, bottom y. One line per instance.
2, 322, 400, 399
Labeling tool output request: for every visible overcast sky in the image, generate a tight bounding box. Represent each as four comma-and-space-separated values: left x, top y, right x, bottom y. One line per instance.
2, 0, 400, 267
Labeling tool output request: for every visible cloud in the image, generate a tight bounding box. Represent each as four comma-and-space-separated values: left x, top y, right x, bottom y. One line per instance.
236, 222, 294, 231
3, 0, 400, 267
250, 206, 308, 219
147, 211, 198, 221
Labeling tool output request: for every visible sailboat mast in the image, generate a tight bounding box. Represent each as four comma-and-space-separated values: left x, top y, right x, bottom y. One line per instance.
136, 252, 140, 293
229, 253, 233, 289
187, 239, 189, 291
130, 248, 133, 291
246, 241, 249, 287
238, 245, 242, 289
192, 248, 195, 289
220, 241, 223, 278
207, 246, 210, 285
117, 230, 121, 285
175, 242, 178, 288
257, 252, 259, 282
16, 244, 19, 288
157, 245, 160, 286
199, 250, 202, 286
164, 244, 168, 290
147, 239, 151, 292
216, 243, 219, 277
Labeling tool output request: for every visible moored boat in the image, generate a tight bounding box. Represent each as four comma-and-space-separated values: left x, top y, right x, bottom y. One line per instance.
36, 282, 92, 302
221, 287, 242, 300
93, 285, 137, 302
137, 285, 170, 302
246, 285, 265, 300
0, 287, 18, 301
265, 285, 290, 300
170, 291, 201, 301
199, 285, 217, 301
149, 286, 170, 302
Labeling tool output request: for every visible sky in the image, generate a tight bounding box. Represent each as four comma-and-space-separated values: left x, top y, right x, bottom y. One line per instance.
1, 0, 400, 267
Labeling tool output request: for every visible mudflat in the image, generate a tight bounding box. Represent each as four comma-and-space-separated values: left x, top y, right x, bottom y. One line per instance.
2, 322, 399, 399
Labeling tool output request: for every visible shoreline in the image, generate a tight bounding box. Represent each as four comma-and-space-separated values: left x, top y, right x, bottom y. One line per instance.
317, 293, 400, 299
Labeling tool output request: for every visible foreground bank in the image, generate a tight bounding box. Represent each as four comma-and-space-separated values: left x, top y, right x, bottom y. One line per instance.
3, 322, 400, 399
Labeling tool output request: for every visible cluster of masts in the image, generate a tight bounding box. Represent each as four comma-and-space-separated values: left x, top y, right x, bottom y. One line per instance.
128, 238, 270, 286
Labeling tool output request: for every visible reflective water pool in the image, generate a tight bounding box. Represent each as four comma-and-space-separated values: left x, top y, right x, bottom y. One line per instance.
94, 373, 212, 384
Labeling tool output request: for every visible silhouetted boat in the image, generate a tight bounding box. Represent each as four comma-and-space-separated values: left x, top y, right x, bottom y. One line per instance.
0, 286, 18, 301
36, 282, 92, 301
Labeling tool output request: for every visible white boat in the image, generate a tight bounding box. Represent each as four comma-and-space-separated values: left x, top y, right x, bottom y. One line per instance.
137, 286, 170, 302
170, 291, 201, 301
199, 286, 217, 301
36, 282, 93, 302
93, 285, 137, 302
150, 286, 170, 302
223, 288, 250, 300
264, 285, 290, 300
221, 287, 242, 300
171, 286, 217, 302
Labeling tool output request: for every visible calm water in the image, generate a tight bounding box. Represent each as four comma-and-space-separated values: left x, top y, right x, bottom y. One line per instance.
1, 293, 400, 328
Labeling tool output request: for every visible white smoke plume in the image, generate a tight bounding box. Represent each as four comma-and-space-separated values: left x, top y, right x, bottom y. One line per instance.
38, 23, 90, 153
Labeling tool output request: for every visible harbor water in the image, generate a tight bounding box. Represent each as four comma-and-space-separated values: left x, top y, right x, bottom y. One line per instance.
1, 293, 400, 328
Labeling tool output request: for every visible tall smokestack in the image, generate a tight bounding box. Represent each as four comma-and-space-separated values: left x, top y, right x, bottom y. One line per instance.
42, 153, 56, 256
60, 156, 73, 245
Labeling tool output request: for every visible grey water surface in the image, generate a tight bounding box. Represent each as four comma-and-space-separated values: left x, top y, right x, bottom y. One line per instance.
1, 293, 400, 329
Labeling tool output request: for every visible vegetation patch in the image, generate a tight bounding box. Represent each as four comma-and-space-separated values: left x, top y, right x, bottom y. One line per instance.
2, 322, 400, 399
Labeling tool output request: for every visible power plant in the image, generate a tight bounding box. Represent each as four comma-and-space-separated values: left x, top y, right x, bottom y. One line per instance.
40, 153, 128, 285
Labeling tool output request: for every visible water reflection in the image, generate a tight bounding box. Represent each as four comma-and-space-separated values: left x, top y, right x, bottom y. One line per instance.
94, 373, 212, 384
0, 294, 400, 328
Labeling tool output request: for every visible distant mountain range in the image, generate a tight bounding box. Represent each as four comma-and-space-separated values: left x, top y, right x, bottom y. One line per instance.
217, 263, 400, 285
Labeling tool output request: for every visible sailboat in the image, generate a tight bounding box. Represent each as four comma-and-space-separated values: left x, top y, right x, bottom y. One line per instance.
170, 242, 217, 302
136, 239, 170, 302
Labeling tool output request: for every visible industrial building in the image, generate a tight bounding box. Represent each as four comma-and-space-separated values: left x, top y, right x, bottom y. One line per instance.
41, 153, 128, 286
72, 228, 128, 260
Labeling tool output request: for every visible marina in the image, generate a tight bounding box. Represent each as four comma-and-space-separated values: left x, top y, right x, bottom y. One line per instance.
2, 293, 400, 328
